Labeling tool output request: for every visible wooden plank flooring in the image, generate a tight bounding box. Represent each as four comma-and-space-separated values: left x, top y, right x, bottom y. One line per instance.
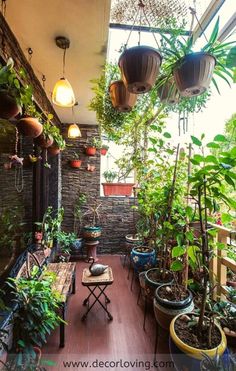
42, 256, 173, 370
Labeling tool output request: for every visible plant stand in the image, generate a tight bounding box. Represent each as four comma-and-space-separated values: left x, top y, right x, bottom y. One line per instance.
85, 240, 99, 262
81, 267, 113, 321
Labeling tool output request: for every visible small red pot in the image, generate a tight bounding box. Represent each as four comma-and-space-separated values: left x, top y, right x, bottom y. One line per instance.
17, 116, 43, 138
100, 148, 108, 156
86, 147, 96, 156
48, 145, 60, 156
70, 159, 82, 168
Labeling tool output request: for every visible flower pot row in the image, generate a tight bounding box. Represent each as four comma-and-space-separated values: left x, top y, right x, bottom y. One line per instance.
85, 146, 108, 156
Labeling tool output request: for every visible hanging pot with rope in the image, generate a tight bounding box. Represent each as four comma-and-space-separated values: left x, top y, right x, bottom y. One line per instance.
109, 80, 137, 112
17, 116, 43, 138
119, 45, 162, 94
173, 52, 216, 97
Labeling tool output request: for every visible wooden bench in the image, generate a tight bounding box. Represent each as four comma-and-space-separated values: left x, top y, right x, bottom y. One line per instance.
16, 251, 76, 348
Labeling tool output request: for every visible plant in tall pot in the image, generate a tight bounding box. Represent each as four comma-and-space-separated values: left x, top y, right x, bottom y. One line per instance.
169, 134, 236, 369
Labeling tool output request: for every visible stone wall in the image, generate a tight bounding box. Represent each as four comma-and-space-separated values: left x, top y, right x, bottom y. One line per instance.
61, 124, 136, 254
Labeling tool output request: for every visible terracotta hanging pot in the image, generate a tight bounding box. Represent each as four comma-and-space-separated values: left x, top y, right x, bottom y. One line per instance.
118, 45, 162, 94
85, 146, 96, 156
173, 52, 216, 97
70, 159, 82, 168
109, 80, 137, 112
48, 145, 60, 156
157, 78, 179, 104
35, 134, 54, 148
0, 89, 21, 119
17, 116, 43, 138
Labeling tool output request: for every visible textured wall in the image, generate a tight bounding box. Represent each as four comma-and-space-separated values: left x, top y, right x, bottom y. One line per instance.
61, 124, 136, 254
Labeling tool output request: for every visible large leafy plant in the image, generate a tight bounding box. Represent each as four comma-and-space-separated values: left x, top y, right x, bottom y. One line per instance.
188, 133, 236, 342
7, 266, 64, 369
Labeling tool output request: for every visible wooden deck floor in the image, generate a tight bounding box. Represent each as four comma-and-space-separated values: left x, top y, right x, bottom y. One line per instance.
42, 255, 173, 370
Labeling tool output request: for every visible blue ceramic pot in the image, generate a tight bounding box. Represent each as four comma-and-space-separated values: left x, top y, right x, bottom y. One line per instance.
83, 226, 102, 241
131, 246, 156, 272
71, 238, 83, 252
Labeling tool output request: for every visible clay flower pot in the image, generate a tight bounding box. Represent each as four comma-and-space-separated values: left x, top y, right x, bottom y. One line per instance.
109, 80, 137, 112
173, 52, 216, 97
17, 116, 43, 138
100, 148, 108, 156
157, 78, 179, 104
102, 183, 135, 197
0, 89, 21, 119
48, 145, 61, 156
35, 134, 54, 148
119, 45, 162, 94
85, 146, 96, 156
70, 159, 82, 168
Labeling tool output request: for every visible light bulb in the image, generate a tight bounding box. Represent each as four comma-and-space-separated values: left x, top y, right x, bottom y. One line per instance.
52, 77, 76, 107
68, 123, 81, 138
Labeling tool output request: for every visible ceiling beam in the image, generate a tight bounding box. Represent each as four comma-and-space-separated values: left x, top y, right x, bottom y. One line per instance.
192, 0, 225, 42
109, 23, 191, 36
218, 12, 236, 41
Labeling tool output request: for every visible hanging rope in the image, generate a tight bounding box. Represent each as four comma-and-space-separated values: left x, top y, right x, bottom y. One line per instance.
14, 129, 24, 193
62, 48, 66, 77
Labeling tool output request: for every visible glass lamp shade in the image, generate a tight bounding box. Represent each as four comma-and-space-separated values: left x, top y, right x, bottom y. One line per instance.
68, 123, 81, 138
52, 77, 76, 107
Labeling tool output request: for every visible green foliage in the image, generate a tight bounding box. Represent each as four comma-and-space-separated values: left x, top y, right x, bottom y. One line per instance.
0, 58, 33, 108
7, 266, 64, 369
73, 192, 87, 234
0, 206, 24, 251
103, 170, 117, 183
50, 125, 66, 150
55, 230, 77, 255
35, 207, 64, 248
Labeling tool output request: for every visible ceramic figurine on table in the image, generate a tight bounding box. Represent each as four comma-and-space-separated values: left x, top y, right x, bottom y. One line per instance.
88, 257, 108, 276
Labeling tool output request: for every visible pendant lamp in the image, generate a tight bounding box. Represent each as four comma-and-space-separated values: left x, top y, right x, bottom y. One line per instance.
52, 36, 76, 107
68, 104, 81, 138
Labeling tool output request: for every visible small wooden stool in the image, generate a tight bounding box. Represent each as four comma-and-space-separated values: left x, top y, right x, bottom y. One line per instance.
81, 267, 113, 321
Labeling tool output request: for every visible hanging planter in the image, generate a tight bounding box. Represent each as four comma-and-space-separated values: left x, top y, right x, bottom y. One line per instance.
173, 52, 216, 97
48, 145, 61, 156
0, 90, 21, 119
118, 46, 162, 94
109, 80, 137, 112
70, 159, 82, 168
85, 146, 96, 156
17, 116, 43, 138
157, 78, 179, 104
35, 134, 53, 148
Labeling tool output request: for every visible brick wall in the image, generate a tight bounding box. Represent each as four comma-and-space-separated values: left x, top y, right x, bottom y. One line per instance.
61, 124, 136, 254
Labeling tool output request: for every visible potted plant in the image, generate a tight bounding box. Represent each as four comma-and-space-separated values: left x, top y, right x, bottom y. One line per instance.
6, 266, 64, 369
82, 200, 102, 241
109, 80, 137, 112
48, 125, 66, 156
213, 301, 236, 347
85, 137, 100, 156
69, 151, 82, 168
100, 144, 109, 156
72, 192, 87, 252
55, 230, 77, 262
119, 45, 162, 94
0, 58, 32, 119
160, 18, 236, 97
102, 170, 135, 197
169, 134, 236, 368
35, 113, 54, 148
17, 103, 43, 138
130, 244, 156, 273
156, 76, 179, 104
